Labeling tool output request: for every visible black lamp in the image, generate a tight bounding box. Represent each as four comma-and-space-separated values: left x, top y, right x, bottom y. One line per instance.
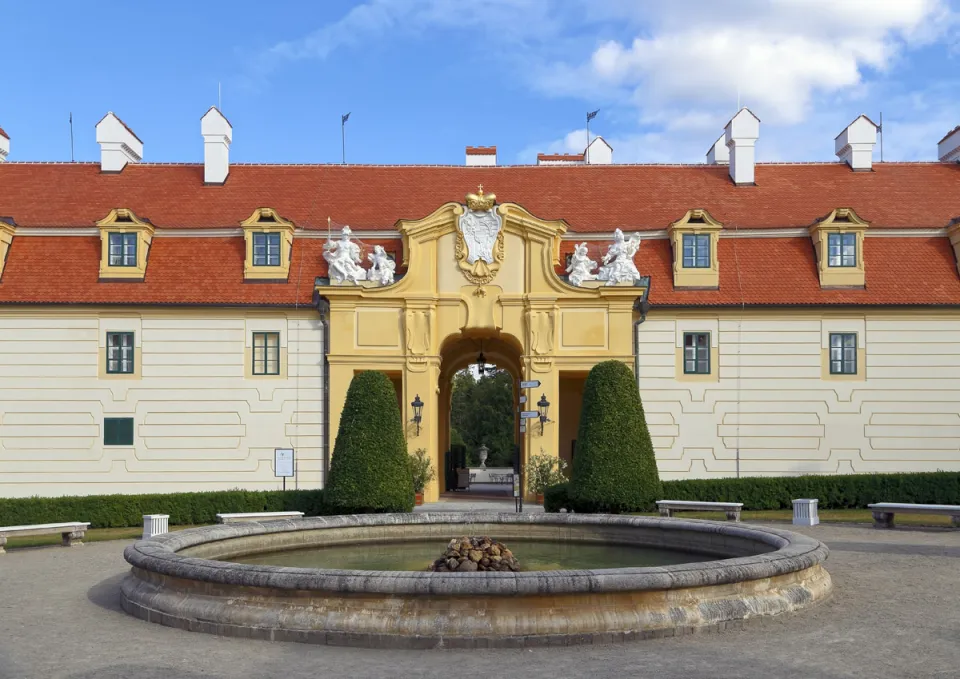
411, 394, 424, 435
476, 341, 486, 379
537, 393, 551, 435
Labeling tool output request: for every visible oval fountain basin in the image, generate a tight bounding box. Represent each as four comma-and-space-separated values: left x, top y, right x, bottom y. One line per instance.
121, 512, 831, 649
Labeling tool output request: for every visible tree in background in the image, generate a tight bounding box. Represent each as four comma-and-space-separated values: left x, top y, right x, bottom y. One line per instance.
325, 371, 414, 513
570, 360, 662, 512
450, 368, 515, 467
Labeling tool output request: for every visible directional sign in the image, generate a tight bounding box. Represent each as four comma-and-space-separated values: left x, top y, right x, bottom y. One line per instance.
518, 395, 527, 404
519, 425, 526, 433
520, 410, 539, 419
520, 380, 541, 389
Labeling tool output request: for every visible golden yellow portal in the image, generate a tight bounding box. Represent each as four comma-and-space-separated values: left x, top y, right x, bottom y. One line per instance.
317, 192, 648, 501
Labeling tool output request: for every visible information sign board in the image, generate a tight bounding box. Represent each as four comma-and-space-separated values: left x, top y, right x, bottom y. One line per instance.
274, 449, 295, 478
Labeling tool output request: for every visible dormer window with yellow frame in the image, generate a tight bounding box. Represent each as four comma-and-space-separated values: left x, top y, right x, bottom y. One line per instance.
667, 209, 722, 289
97, 209, 154, 281
809, 208, 868, 288
0, 218, 15, 281
241, 208, 295, 280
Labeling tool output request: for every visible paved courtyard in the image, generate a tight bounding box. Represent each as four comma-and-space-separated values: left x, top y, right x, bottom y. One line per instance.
0, 519, 958, 679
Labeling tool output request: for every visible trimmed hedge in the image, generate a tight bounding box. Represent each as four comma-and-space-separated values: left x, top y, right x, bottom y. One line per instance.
0, 488, 328, 529
324, 370, 415, 513
569, 360, 662, 513
545, 471, 960, 513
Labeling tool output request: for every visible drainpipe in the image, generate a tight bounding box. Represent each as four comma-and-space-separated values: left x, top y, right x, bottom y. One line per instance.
633, 282, 651, 378
314, 290, 332, 485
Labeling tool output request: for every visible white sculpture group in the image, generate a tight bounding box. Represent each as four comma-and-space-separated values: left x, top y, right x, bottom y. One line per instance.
566, 228, 642, 286
323, 226, 396, 286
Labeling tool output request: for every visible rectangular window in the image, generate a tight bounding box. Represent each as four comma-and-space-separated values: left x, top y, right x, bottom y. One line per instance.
683, 332, 711, 374
829, 333, 857, 374
108, 233, 138, 267
104, 417, 134, 446
682, 234, 711, 268
106, 332, 135, 374
827, 233, 856, 267
253, 233, 282, 267
252, 332, 280, 375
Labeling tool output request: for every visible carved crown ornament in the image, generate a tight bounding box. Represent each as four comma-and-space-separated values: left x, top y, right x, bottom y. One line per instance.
456, 185, 505, 286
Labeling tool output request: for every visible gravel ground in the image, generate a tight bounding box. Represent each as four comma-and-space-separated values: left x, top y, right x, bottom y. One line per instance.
0, 521, 957, 679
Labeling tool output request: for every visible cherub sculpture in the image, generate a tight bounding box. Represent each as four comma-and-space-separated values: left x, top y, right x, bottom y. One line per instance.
367, 244, 396, 286
566, 242, 598, 287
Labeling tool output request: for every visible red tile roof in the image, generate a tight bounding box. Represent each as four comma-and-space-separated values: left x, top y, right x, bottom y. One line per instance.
3, 162, 960, 232
465, 146, 496, 155
557, 237, 960, 306
0, 127, 8, 140
0, 235, 402, 306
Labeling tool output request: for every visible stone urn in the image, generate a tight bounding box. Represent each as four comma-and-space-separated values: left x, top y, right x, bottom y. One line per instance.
478, 444, 489, 469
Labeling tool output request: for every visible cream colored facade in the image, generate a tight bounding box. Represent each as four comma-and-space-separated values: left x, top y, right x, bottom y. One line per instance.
0, 308, 325, 498
635, 310, 960, 478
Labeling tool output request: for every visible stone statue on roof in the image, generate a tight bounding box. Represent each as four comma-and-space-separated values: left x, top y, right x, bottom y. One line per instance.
323, 226, 367, 284
566, 242, 598, 287
597, 228, 642, 285
367, 245, 396, 286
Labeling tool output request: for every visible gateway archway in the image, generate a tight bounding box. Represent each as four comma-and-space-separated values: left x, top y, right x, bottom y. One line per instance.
318, 192, 648, 502
438, 332, 522, 495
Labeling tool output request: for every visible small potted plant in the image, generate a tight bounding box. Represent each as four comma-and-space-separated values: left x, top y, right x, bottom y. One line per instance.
409, 448, 435, 506
524, 449, 568, 504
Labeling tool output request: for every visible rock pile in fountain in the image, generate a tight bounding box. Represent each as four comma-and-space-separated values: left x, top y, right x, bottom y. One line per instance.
428, 536, 520, 572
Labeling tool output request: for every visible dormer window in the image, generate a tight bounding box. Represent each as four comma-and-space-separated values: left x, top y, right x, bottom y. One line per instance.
827, 233, 856, 267
108, 233, 138, 267
96, 209, 154, 281
667, 209, 722, 289
809, 208, 868, 288
682, 234, 711, 268
241, 208, 295, 281
253, 232, 281, 267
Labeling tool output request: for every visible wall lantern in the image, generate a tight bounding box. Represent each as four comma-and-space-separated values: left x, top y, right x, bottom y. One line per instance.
537, 393, 551, 435
476, 341, 487, 379
411, 394, 424, 436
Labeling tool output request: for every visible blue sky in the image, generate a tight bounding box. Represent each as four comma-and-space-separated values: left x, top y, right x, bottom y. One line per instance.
3, 0, 959, 165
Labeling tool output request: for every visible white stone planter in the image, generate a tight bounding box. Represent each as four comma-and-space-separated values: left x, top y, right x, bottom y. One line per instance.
792, 499, 819, 526
143, 514, 169, 539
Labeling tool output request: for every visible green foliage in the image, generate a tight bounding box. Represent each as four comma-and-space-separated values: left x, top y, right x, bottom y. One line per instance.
449, 427, 465, 448
450, 368, 515, 467
324, 371, 414, 513
524, 450, 568, 495
545, 472, 960, 513
0, 489, 328, 529
570, 361, 662, 512
408, 448, 436, 493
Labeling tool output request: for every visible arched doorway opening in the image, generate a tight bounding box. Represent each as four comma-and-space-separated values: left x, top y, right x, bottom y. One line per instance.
437, 332, 523, 496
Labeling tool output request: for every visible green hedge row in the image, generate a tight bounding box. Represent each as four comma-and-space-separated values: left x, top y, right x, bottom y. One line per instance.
545, 471, 960, 513
0, 488, 328, 529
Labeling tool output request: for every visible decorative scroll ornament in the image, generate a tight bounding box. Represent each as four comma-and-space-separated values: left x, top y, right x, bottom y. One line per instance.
367, 245, 396, 286
323, 226, 368, 284
566, 242, 598, 287
456, 185, 504, 285
597, 228, 642, 285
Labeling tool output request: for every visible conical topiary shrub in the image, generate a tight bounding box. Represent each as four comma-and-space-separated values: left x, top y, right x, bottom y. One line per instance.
570, 360, 662, 512
325, 370, 415, 513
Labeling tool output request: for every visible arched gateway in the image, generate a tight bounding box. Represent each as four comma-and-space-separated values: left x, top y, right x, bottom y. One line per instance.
318, 189, 648, 501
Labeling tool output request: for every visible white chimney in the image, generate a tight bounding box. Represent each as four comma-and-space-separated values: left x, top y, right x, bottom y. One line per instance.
835, 115, 878, 171
724, 108, 760, 185
96, 112, 142, 172
0, 127, 8, 162
706, 134, 728, 165
585, 136, 613, 164
201, 107, 232, 184
938, 126, 960, 163
465, 146, 496, 166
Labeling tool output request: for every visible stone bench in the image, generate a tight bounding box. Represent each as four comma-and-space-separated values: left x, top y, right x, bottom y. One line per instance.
657, 500, 743, 522
0, 522, 90, 554
215, 511, 304, 524
867, 503, 960, 529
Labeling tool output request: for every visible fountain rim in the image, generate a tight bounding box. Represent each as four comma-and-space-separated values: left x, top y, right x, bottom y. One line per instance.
123, 512, 828, 596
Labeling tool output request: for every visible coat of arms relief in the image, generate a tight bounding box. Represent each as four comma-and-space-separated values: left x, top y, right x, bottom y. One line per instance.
456, 185, 504, 285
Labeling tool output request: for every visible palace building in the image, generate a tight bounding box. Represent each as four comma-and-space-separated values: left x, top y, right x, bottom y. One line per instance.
2, 108, 960, 501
